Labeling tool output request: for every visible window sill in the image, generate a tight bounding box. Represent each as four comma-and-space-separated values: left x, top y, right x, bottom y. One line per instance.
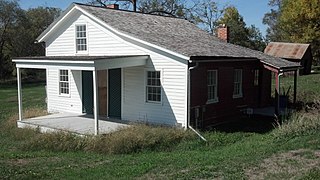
146, 101, 162, 105
75, 51, 88, 55
233, 94, 243, 99
59, 93, 71, 98
206, 98, 219, 104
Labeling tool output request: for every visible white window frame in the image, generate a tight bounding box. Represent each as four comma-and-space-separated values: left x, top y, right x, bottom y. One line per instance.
145, 70, 162, 103
207, 70, 218, 104
254, 69, 259, 86
233, 69, 243, 98
75, 24, 88, 54
59, 69, 70, 96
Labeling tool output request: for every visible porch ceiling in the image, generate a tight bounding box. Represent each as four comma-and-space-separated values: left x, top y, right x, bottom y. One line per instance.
12, 55, 149, 70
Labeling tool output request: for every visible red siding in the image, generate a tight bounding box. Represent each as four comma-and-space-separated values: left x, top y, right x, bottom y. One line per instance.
190, 61, 272, 128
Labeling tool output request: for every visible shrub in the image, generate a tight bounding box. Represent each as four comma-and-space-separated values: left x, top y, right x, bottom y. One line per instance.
23, 125, 194, 154
92, 125, 193, 154
25, 131, 88, 152
0, 108, 47, 140
273, 112, 320, 138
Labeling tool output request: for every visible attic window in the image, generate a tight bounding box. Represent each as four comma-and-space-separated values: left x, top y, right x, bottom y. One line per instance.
76, 25, 87, 52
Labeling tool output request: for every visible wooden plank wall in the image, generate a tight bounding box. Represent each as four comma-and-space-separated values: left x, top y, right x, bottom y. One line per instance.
98, 70, 108, 116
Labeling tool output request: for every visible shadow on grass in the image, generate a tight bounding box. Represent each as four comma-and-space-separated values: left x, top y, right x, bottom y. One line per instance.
211, 115, 277, 134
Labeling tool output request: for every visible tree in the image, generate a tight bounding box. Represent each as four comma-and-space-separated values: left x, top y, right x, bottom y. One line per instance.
7, 7, 61, 57
138, 0, 187, 17
88, 0, 136, 11
279, 0, 320, 64
88, 0, 190, 18
191, 0, 226, 35
218, 6, 266, 51
0, 0, 22, 79
262, 0, 284, 41
0, 0, 61, 80
264, 0, 320, 64
247, 25, 266, 52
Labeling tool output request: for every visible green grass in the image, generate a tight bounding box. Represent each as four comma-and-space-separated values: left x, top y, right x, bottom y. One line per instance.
1, 75, 320, 179
275, 73, 320, 104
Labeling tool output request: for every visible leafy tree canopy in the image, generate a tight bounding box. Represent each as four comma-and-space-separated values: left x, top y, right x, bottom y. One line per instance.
218, 6, 266, 51
264, 0, 320, 64
0, 0, 61, 80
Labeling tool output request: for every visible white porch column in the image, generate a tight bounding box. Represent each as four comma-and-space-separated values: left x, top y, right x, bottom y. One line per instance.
17, 67, 23, 121
93, 69, 99, 135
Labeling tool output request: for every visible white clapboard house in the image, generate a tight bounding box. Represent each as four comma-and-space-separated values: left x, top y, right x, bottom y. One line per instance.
13, 3, 300, 134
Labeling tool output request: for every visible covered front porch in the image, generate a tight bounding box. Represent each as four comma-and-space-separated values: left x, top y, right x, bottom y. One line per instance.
13, 55, 149, 135
262, 62, 301, 115
17, 112, 129, 135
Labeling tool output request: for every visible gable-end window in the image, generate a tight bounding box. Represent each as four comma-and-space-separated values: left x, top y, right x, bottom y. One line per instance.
233, 69, 243, 98
59, 70, 69, 95
146, 71, 161, 102
76, 25, 87, 52
254, 69, 259, 86
207, 70, 218, 103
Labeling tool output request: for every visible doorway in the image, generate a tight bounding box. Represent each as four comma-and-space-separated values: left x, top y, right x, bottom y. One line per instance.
108, 68, 121, 119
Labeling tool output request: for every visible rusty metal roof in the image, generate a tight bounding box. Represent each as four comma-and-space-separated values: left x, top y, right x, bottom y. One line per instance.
264, 42, 310, 60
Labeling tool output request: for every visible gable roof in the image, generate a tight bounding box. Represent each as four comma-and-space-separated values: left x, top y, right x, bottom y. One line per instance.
264, 42, 310, 60
37, 3, 300, 70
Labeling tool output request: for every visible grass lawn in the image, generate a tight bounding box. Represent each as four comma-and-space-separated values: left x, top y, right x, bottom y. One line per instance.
0, 75, 320, 179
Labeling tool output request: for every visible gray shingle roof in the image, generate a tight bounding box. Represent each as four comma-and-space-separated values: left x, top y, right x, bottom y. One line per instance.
76, 4, 299, 69
13, 55, 148, 61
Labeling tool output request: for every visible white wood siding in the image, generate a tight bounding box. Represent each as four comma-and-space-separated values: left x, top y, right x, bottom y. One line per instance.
47, 68, 82, 114
46, 11, 145, 56
44, 9, 187, 126
122, 52, 187, 126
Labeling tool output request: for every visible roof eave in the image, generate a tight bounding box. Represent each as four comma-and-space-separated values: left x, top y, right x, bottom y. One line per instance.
189, 56, 258, 62
36, 3, 78, 42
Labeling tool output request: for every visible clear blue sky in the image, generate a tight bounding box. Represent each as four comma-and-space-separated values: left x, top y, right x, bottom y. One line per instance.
19, 0, 270, 36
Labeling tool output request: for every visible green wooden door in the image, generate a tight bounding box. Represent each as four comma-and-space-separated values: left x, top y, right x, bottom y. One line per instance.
108, 68, 121, 118
82, 71, 93, 114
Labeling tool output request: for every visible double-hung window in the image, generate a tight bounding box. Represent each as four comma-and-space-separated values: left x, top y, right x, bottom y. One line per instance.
207, 70, 218, 103
233, 69, 243, 98
146, 71, 161, 102
59, 70, 69, 95
75, 25, 87, 52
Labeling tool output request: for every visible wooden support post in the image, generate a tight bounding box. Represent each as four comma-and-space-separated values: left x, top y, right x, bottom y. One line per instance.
293, 70, 298, 104
132, 0, 137, 12
275, 72, 279, 115
275, 72, 279, 93
275, 72, 282, 116
17, 68, 23, 121
93, 70, 99, 135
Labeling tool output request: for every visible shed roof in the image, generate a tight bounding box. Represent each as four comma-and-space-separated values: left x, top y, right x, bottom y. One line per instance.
264, 42, 310, 60
37, 3, 300, 69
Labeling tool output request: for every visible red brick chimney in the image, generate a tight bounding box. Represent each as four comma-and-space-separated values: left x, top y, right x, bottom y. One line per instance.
106, 4, 119, 10
217, 24, 229, 43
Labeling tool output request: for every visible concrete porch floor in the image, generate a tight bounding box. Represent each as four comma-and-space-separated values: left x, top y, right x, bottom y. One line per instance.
17, 113, 130, 135
254, 106, 292, 117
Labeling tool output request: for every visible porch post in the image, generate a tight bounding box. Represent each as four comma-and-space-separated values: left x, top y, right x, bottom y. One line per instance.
293, 70, 298, 104
275, 72, 279, 115
17, 67, 23, 121
93, 69, 99, 135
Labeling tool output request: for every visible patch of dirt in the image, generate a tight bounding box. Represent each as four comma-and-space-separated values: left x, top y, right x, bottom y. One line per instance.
245, 149, 320, 179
